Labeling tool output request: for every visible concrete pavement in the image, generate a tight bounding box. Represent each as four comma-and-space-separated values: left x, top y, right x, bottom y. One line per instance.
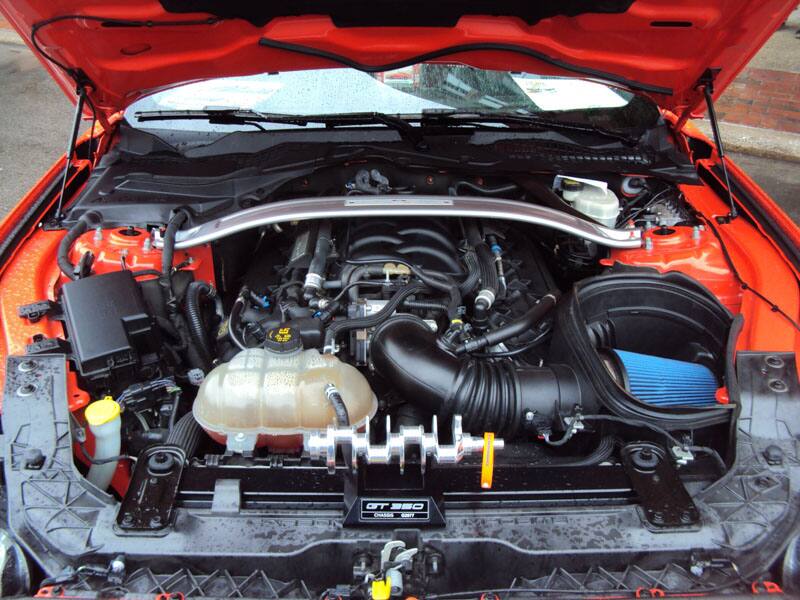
0, 37, 71, 214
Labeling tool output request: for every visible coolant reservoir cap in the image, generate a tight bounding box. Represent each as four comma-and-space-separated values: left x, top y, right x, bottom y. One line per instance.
264, 325, 302, 353
85, 396, 121, 426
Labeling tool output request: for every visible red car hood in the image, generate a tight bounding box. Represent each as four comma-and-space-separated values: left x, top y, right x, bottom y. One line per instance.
0, 0, 796, 121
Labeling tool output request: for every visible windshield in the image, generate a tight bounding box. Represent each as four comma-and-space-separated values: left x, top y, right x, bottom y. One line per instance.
128, 63, 658, 132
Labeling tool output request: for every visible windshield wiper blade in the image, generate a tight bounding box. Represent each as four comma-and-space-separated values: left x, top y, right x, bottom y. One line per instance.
133, 109, 428, 149
133, 108, 309, 130
420, 109, 640, 145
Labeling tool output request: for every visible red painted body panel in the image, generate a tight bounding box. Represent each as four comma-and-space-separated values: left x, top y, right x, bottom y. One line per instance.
0, 0, 797, 118
604, 225, 742, 313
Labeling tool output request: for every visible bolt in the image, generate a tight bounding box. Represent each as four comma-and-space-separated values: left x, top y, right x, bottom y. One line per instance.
765, 355, 785, 369
109, 556, 126, 574
644, 237, 654, 251
651, 511, 665, 525
121, 514, 134, 526
142, 236, 152, 252
524, 410, 535, 422
18, 360, 37, 373
692, 225, 701, 242
93, 226, 103, 242
149, 516, 162, 528
17, 383, 36, 396
680, 510, 694, 524
690, 563, 705, 577
769, 379, 788, 393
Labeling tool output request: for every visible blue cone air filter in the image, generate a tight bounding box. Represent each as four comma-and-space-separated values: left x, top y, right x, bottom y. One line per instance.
612, 349, 719, 407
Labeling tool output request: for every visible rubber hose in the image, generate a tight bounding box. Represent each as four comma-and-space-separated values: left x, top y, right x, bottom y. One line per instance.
458, 250, 480, 295
370, 316, 584, 437
166, 412, 204, 459
402, 299, 449, 312
475, 243, 499, 297
57, 211, 102, 280
455, 292, 559, 355
324, 282, 427, 349
325, 385, 350, 427
184, 281, 215, 369
160, 210, 189, 310
304, 222, 333, 299
452, 181, 520, 196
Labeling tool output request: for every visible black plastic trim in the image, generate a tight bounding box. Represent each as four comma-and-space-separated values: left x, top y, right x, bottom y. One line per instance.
258, 38, 673, 96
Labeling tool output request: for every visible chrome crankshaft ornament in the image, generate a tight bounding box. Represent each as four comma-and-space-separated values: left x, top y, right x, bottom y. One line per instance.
307, 414, 504, 474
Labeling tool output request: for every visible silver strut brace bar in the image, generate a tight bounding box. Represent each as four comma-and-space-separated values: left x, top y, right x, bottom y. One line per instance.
306, 414, 505, 474
172, 195, 642, 249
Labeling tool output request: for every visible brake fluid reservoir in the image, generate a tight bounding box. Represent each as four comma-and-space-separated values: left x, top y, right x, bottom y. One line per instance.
560, 177, 620, 228
193, 327, 377, 452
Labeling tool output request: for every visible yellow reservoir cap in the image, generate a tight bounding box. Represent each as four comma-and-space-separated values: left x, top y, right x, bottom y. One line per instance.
370, 576, 392, 600
85, 396, 121, 426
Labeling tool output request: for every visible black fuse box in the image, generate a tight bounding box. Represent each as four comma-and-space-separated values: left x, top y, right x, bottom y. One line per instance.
60, 270, 158, 392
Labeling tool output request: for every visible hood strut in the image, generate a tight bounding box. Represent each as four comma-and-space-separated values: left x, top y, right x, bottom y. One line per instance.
700, 69, 737, 221
55, 86, 87, 222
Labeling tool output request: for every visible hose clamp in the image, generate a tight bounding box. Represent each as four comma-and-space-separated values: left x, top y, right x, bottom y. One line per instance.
475, 289, 496, 309
303, 272, 324, 291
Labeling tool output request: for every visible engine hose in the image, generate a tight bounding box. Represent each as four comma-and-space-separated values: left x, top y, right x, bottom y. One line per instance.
343, 257, 462, 319
160, 210, 189, 311
370, 316, 587, 437
166, 412, 204, 459
228, 296, 248, 351
473, 242, 499, 325
455, 292, 559, 355
465, 222, 498, 326
304, 222, 333, 299
325, 384, 353, 470
184, 281, 216, 370
458, 250, 480, 295
402, 299, 449, 312
324, 282, 427, 350
57, 211, 102, 280
450, 181, 520, 196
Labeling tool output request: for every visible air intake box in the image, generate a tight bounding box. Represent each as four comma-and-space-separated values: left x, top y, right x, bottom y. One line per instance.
60, 270, 158, 392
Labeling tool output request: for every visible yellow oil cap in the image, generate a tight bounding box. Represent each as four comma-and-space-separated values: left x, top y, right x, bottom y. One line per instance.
85, 396, 121, 427
371, 576, 392, 600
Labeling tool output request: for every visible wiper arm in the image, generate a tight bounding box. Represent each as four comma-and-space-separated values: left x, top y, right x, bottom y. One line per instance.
133, 108, 428, 149
420, 109, 640, 145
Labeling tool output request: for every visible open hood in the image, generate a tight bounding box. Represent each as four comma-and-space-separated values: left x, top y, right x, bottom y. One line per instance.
0, 0, 796, 122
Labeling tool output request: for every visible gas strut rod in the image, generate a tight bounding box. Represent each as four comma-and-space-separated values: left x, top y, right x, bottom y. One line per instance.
55, 86, 86, 221
701, 71, 737, 220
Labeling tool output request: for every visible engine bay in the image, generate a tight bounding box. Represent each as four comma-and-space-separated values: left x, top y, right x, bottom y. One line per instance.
4, 156, 800, 597
43, 168, 736, 473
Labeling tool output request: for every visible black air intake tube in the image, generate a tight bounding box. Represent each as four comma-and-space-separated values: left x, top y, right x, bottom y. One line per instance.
370, 316, 588, 437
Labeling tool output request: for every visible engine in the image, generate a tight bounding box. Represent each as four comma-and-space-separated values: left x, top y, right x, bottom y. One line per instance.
27, 168, 736, 505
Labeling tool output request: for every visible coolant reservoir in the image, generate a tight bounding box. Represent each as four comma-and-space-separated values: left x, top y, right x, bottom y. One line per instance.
193, 327, 377, 451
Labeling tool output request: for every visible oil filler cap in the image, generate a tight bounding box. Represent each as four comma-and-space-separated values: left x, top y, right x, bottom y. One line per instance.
264, 325, 302, 353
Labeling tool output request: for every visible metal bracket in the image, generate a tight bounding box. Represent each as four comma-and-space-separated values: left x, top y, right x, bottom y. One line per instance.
117, 445, 185, 533
621, 442, 700, 530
